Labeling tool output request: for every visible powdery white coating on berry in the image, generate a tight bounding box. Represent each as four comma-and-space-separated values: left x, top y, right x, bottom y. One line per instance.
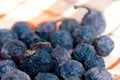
0, 60, 16, 77
35, 72, 60, 80
1, 69, 31, 80
93, 35, 114, 56
56, 60, 85, 79
85, 67, 112, 80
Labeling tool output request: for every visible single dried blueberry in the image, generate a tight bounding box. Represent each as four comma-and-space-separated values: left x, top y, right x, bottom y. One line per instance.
35, 72, 60, 80
1, 40, 27, 62
60, 18, 81, 33
51, 46, 71, 64
85, 67, 112, 80
20, 49, 57, 78
0, 60, 16, 77
76, 6, 106, 35
1, 69, 31, 80
49, 30, 73, 50
72, 43, 96, 63
35, 21, 56, 40
93, 35, 114, 56
84, 55, 105, 70
12, 21, 32, 38
56, 60, 85, 79
72, 25, 96, 44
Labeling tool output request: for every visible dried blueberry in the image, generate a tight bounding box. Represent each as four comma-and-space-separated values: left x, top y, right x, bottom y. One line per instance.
49, 30, 73, 50
56, 60, 85, 79
20, 49, 57, 78
65, 76, 81, 80
60, 18, 81, 33
79, 6, 106, 35
1, 69, 31, 80
0, 60, 16, 77
35, 72, 60, 80
72, 43, 96, 63
1, 40, 27, 62
35, 21, 56, 40
93, 35, 114, 56
51, 46, 71, 64
12, 21, 32, 37
84, 55, 105, 70
72, 25, 96, 44
85, 67, 112, 80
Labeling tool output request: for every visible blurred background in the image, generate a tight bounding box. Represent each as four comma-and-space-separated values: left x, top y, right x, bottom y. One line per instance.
0, 0, 120, 79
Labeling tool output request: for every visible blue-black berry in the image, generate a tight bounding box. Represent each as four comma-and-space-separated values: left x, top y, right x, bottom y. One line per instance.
93, 35, 114, 56
60, 18, 81, 33
49, 30, 73, 50
35, 72, 60, 80
12, 21, 32, 38
56, 60, 85, 79
85, 67, 112, 80
1, 69, 31, 80
72, 43, 96, 63
0, 60, 16, 77
72, 25, 96, 44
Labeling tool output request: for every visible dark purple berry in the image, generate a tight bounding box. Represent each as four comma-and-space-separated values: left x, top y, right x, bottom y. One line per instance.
56, 60, 85, 79
93, 35, 114, 56
72, 25, 96, 44
35, 72, 60, 80
1, 40, 27, 62
1, 69, 31, 80
72, 43, 96, 63
49, 30, 73, 50
0, 60, 16, 77
85, 67, 112, 80
60, 18, 81, 33
35, 21, 56, 40
51, 46, 71, 64
12, 21, 32, 37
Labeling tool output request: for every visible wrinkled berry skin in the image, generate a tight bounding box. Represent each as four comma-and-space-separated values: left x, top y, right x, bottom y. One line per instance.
72, 25, 96, 44
65, 77, 81, 80
35, 22, 56, 40
0, 29, 18, 49
20, 31, 40, 47
82, 6, 106, 35
84, 55, 105, 70
93, 35, 114, 56
49, 30, 73, 50
1, 69, 31, 80
12, 21, 32, 37
35, 72, 60, 80
20, 49, 57, 78
60, 18, 81, 33
0, 60, 16, 77
1, 40, 27, 62
72, 43, 96, 63
56, 60, 85, 79
51, 46, 71, 64
85, 67, 112, 80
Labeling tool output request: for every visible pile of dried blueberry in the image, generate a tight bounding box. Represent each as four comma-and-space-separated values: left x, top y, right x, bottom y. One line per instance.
0, 6, 114, 80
